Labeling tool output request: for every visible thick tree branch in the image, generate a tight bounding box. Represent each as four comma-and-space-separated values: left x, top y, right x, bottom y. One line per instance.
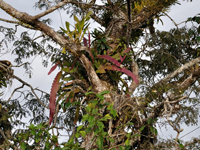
179, 67, 200, 91
160, 56, 200, 85
0, 0, 70, 47
145, 56, 200, 104
0, 0, 104, 92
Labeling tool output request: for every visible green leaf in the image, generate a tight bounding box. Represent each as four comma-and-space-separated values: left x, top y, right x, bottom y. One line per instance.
75, 133, 80, 138
102, 114, 112, 120
150, 126, 155, 134
29, 124, 35, 130
77, 125, 84, 132
88, 115, 95, 123
96, 65, 106, 73
31, 130, 36, 135
80, 19, 85, 30
110, 109, 117, 118
112, 53, 120, 60
97, 121, 104, 131
100, 44, 105, 50
85, 92, 96, 96
109, 138, 114, 143
195, 16, 200, 23
75, 23, 81, 35
140, 125, 146, 131
63, 76, 74, 81
60, 27, 67, 34
92, 108, 98, 114
100, 90, 110, 95
85, 11, 92, 21
82, 114, 89, 122
179, 143, 184, 149
119, 146, 124, 150
107, 104, 113, 110
147, 118, 153, 125
80, 131, 86, 137
20, 142, 28, 150
197, 36, 200, 42
102, 38, 106, 43
96, 94, 104, 99
44, 142, 51, 150
74, 15, 79, 23
62, 67, 71, 73
126, 132, 131, 138
87, 86, 93, 91
154, 128, 158, 135
65, 21, 70, 31
38, 123, 45, 129
187, 17, 192, 21
35, 137, 41, 143
86, 106, 92, 113
125, 139, 130, 146
96, 135, 104, 148
126, 122, 133, 126
132, 134, 141, 137
38, 130, 43, 137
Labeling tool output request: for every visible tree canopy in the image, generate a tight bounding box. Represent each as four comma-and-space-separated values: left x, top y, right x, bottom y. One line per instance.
0, 0, 200, 149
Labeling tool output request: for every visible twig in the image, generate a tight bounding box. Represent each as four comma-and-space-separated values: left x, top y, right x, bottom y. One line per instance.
0, 128, 20, 149
5, 84, 24, 103
11, 62, 30, 68
180, 126, 200, 139
12, 74, 49, 109
35, 88, 49, 95
163, 12, 179, 31
32, 0, 73, 20
168, 96, 187, 104
0, 18, 35, 30
135, 97, 143, 124
163, 97, 184, 149
0, 128, 9, 144
80, 97, 86, 117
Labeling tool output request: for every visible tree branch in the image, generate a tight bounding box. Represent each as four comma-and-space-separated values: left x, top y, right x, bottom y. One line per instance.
0, 128, 9, 144
70, 1, 104, 26
5, 84, 24, 103
0, 0, 69, 46
0, 0, 104, 92
128, 58, 139, 95
160, 56, 200, 85
32, 0, 73, 20
0, 18, 34, 29
12, 74, 49, 109
145, 56, 200, 105
162, 12, 180, 31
